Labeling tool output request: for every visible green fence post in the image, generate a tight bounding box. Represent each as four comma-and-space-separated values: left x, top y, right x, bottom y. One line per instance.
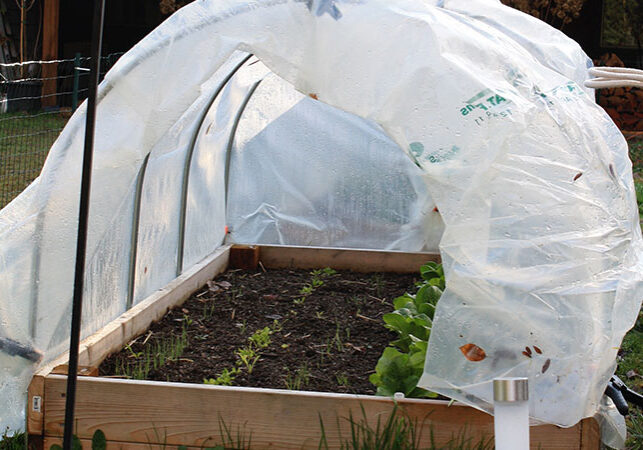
72, 53, 81, 111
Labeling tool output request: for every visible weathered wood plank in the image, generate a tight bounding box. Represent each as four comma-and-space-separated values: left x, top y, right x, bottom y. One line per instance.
259, 245, 440, 273
77, 244, 231, 368
44, 375, 596, 449
44, 437, 199, 450
27, 374, 44, 435
580, 417, 601, 450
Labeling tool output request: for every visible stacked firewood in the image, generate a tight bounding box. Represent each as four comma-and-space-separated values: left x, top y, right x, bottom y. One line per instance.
594, 53, 643, 132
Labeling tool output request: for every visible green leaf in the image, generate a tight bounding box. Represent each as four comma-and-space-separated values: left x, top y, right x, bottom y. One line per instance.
177, 446, 188, 450
91, 430, 106, 450
49, 445, 63, 450
393, 294, 416, 310
383, 313, 411, 334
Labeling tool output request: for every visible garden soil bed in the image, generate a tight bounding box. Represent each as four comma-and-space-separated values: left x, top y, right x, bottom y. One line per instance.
100, 267, 420, 395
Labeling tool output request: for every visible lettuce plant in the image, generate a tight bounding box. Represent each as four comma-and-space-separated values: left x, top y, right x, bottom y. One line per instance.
370, 262, 444, 398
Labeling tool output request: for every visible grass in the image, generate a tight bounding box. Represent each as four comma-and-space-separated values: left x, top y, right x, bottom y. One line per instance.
0, 429, 26, 450
0, 110, 68, 208
617, 310, 643, 449
318, 405, 493, 450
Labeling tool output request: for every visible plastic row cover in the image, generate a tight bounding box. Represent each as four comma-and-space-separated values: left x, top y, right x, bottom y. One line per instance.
0, 0, 640, 438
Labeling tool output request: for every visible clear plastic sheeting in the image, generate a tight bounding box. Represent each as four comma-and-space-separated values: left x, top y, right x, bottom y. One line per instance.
226, 73, 441, 251
0, 0, 640, 436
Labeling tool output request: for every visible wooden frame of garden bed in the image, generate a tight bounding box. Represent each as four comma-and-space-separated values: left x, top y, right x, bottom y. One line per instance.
27, 244, 600, 449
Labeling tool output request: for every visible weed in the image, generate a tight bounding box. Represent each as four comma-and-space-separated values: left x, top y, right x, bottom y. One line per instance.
315, 311, 325, 319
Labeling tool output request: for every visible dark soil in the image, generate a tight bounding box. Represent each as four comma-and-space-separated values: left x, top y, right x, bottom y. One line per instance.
100, 268, 419, 395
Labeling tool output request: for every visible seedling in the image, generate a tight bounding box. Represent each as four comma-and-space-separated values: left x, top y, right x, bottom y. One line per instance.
249, 327, 272, 349
284, 363, 310, 390
204, 367, 239, 386
236, 347, 260, 373
336, 372, 350, 387
115, 327, 189, 380
294, 268, 336, 305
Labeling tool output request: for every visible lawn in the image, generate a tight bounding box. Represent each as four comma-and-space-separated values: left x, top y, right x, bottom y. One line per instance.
0, 111, 69, 208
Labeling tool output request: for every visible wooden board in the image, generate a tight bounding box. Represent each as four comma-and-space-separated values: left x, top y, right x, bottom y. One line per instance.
44, 437, 200, 450
259, 245, 440, 273
43, 375, 598, 449
28, 246, 231, 435
41, 0, 60, 107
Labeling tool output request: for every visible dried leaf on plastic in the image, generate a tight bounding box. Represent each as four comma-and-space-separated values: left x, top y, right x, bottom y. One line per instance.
459, 343, 486, 362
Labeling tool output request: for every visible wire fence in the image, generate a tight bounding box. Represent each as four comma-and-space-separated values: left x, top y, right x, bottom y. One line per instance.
0, 53, 122, 208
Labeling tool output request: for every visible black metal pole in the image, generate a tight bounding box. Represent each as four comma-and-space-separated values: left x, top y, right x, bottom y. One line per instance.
62, 1, 105, 449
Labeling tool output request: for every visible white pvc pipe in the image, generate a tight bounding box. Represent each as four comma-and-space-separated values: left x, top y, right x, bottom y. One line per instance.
493, 378, 529, 450
585, 66, 643, 89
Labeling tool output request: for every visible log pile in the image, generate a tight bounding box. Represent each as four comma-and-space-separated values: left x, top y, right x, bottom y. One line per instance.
594, 53, 643, 132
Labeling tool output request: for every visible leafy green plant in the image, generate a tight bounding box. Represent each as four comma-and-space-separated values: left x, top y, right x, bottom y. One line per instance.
369, 343, 435, 398
204, 367, 240, 386
248, 327, 272, 349
383, 284, 440, 353
371, 262, 444, 399
419, 261, 445, 290
236, 347, 260, 374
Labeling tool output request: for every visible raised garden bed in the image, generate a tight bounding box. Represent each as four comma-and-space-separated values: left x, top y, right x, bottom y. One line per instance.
27, 245, 600, 449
